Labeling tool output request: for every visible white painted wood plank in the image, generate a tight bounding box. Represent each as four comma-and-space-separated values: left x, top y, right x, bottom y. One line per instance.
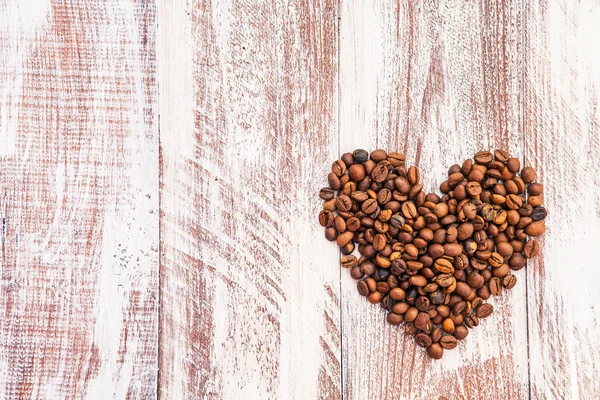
339, 1, 528, 398
0, 1, 159, 399
525, 1, 600, 399
157, 0, 341, 398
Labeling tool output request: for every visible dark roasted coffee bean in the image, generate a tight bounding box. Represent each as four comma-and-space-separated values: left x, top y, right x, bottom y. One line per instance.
357, 280, 369, 296
352, 149, 369, 163
531, 206, 548, 221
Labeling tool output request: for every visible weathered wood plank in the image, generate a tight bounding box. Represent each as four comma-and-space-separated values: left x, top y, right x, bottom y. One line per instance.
157, 0, 340, 398
0, 1, 158, 399
339, 1, 527, 398
525, 1, 600, 399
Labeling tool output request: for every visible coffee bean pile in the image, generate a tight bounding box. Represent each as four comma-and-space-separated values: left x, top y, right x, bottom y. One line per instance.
318, 149, 547, 359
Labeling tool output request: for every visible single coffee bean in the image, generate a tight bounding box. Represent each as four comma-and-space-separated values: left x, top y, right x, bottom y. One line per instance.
350, 266, 364, 280
370, 149, 387, 162
506, 157, 520, 172
415, 332, 433, 348
524, 239, 541, 258
340, 242, 355, 255
505, 194, 522, 210
390, 287, 406, 301
415, 296, 430, 312
404, 307, 419, 322
443, 243, 462, 257
332, 160, 347, 177
341, 152, 354, 166
319, 187, 335, 200
531, 206, 548, 221
414, 312, 430, 330
402, 201, 418, 219
407, 166, 421, 185
496, 241, 514, 259
453, 325, 468, 340
525, 220, 546, 237
439, 335, 458, 350
387, 312, 403, 325
494, 149, 510, 162
474, 151, 493, 164
528, 182, 544, 196
357, 280, 369, 296
475, 303, 493, 318
489, 277, 502, 296
371, 163, 389, 183
503, 274, 517, 289
362, 198, 379, 214
353, 149, 369, 163
367, 291, 382, 304
348, 164, 366, 182
325, 227, 337, 241
442, 317, 455, 334
492, 263, 510, 278
489, 252, 504, 268
521, 166, 536, 183
409, 275, 427, 287
434, 258, 455, 274
427, 343, 444, 359
341, 255, 357, 269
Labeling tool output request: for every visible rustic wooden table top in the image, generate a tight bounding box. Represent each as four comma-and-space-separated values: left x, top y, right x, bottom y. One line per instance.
1, 0, 599, 399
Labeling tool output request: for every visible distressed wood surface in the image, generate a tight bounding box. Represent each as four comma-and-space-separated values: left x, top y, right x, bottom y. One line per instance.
0, 1, 158, 399
2, 0, 600, 398
339, 1, 528, 399
157, 0, 341, 399
525, 1, 600, 399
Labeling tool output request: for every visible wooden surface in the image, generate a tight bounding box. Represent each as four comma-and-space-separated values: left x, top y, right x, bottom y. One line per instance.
0, 1, 158, 399
0, 0, 599, 399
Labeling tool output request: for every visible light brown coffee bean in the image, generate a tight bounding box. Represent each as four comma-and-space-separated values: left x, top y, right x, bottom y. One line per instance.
474, 151, 493, 164
503, 274, 517, 289
489, 277, 502, 296
408, 166, 421, 185
525, 220, 546, 236
341, 255, 357, 269
524, 239, 541, 258
387, 312, 403, 325
521, 166, 536, 183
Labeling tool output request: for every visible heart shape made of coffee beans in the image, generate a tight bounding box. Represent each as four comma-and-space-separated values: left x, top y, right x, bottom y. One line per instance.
318, 149, 547, 359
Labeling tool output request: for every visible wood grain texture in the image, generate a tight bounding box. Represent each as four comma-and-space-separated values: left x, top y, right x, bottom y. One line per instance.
0, 0, 158, 399
157, 0, 340, 398
525, 1, 600, 399
339, 1, 527, 398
